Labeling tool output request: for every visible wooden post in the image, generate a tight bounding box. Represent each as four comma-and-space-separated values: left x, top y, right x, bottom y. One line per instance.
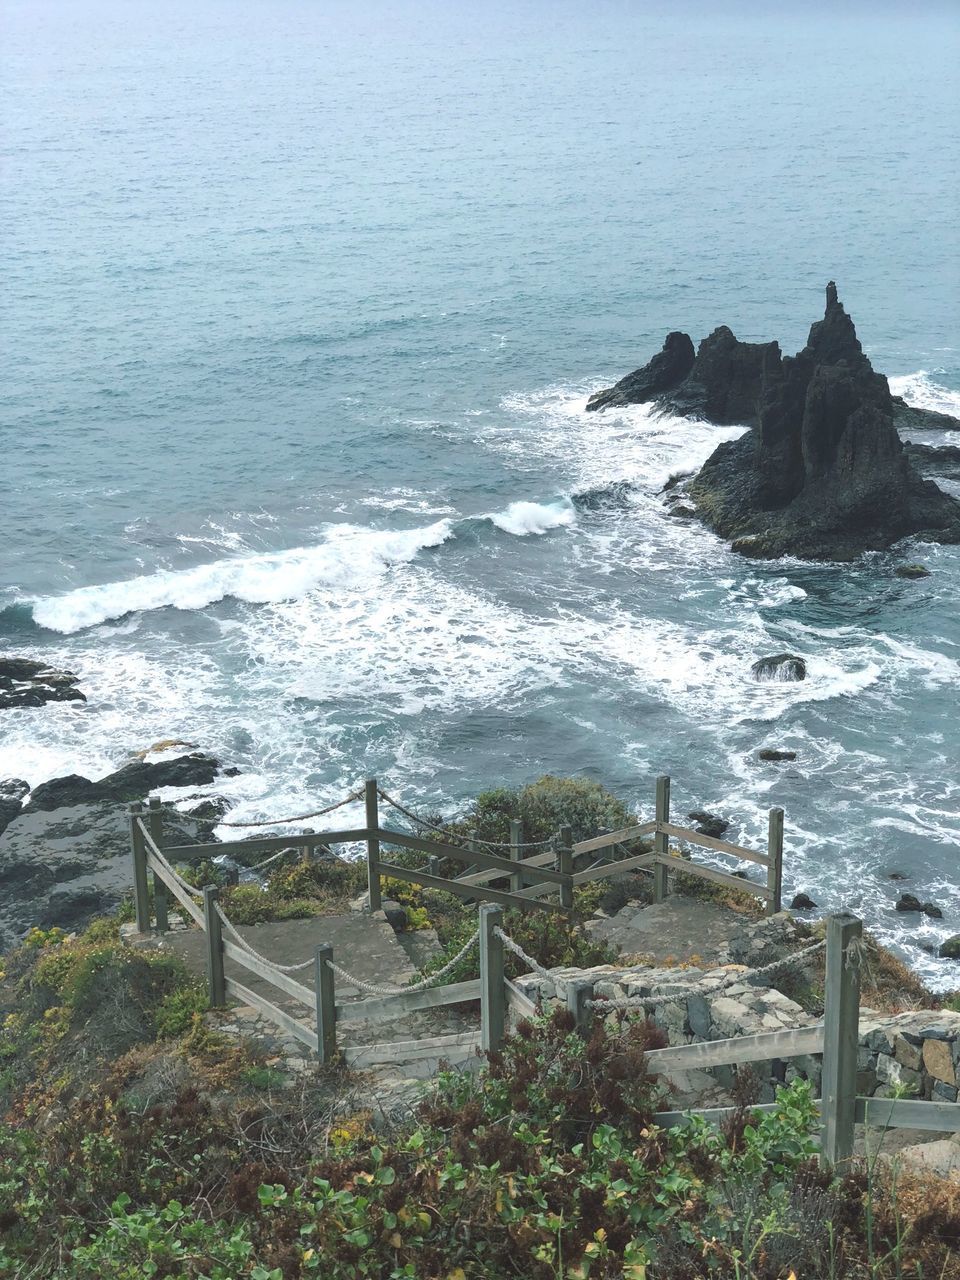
203, 885, 226, 1007
558, 824, 573, 910
566, 979, 593, 1037
427, 855, 440, 881
509, 819, 523, 894
315, 943, 337, 1064
479, 903, 505, 1053
653, 775, 671, 903
821, 913, 862, 1167
365, 778, 381, 913
147, 796, 168, 932
128, 802, 151, 934
766, 807, 784, 916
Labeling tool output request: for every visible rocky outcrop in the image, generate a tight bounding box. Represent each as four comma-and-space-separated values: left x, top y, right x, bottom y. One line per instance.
24, 753, 225, 813
904, 441, 960, 477
758, 748, 797, 762
0, 802, 208, 949
657, 326, 779, 425
586, 332, 694, 412
688, 286, 960, 559
893, 398, 960, 435
590, 285, 960, 559
0, 658, 86, 709
752, 654, 806, 682
688, 810, 728, 838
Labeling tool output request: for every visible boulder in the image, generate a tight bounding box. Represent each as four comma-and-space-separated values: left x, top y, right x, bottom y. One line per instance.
790, 893, 818, 911
687, 285, 960, 560
0, 657, 86, 710
0, 779, 29, 838
896, 893, 924, 913
687, 810, 729, 838
25, 752, 225, 812
758, 749, 798, 762
586, 331, 695, 412
895, 563, 931, 579
752, 654, 807, 682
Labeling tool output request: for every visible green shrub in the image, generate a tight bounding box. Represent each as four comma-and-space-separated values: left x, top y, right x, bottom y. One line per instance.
156, 981, 209, 1039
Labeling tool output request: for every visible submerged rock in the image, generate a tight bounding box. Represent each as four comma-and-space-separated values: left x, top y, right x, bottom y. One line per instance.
790, 892, 818, 911
894, 563, 931, 579
938, 936, 960, 960
752, 654, 807, 682
687, 810, 729, 838
758, 748, 798, 762
586, 331, 694, 412
0, 657, 86, 710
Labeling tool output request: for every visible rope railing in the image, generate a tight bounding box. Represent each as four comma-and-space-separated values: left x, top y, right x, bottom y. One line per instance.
215, 906, 316, 973
325, 929, 480, 997
493, 926, 555, 979
377, 786, 556, 852
157, 786, 365, 829
584, 939, 827, 1012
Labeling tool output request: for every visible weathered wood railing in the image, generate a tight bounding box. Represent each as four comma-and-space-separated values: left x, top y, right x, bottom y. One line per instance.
483, 908, 960, 1166
127, 810, 958, 1164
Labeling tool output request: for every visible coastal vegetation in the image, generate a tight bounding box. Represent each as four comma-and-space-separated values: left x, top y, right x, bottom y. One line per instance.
2, 774, 959, 1277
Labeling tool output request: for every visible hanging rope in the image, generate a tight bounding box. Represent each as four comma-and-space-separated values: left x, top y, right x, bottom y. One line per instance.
325, 929, 481, 997
376, 787, 556, 852
215, 907, 316, 974
157, 786, 365, 829
493, 926, 555, 979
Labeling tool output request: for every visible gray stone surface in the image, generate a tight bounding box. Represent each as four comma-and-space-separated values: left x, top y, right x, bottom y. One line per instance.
0, 801, 205, 949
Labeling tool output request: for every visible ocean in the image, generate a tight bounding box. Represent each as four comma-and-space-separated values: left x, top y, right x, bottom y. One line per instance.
2, 0, 959, 983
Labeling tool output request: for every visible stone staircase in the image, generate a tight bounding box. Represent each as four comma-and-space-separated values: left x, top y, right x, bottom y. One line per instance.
150, 910, 480, 1091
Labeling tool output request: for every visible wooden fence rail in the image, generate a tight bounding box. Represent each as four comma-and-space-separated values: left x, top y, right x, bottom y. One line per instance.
126, 811, 958, 1164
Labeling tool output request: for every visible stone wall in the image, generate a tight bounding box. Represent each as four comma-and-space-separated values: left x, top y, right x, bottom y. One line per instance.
512, 962, 960, 1105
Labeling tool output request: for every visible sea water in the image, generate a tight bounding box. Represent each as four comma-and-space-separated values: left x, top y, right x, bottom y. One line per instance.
2, 0, 959, 983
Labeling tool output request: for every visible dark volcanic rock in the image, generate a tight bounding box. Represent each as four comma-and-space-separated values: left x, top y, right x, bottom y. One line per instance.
896, 893, 924, 913
790, 892, 818, 910
25, 752, 226, 813
688, 810, 729, 838
586, 332, 695, 412
893, 397, 960, 435
687, 285, 960, 560
657, 325, 779, 425
758, 749, 798, 762
0, 779, 29, 838
904, 441, 960, 477
0, 657, 86, 709
752, 654, 807, 682
0, 801, 208, 948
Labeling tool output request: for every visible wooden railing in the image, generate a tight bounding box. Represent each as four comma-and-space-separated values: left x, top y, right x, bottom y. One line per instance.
482, 908, 960, 1166
126, 809, 958, 1165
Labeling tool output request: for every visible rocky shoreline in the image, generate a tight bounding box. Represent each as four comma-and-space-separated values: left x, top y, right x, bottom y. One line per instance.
0, 746, 238, 950
589, 284, 960, 560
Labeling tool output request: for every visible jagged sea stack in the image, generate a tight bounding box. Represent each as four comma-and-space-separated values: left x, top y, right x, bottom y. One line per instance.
690, 284, 960, 559
588, 284, 960, 560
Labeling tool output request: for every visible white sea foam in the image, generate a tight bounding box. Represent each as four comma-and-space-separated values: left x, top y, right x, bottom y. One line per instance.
889, 370, 960, 419
487, 499, 576, 536
29, 521, 455, 633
